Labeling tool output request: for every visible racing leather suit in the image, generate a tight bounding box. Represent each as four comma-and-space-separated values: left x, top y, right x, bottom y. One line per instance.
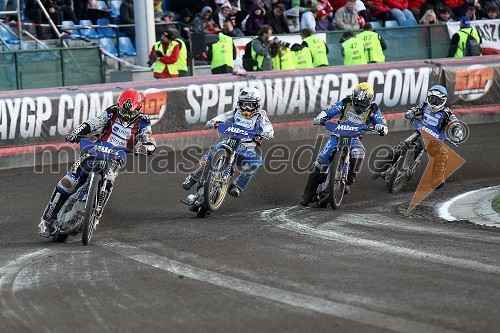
41, 105, 156, 226
189, 107, 274, 191
301, 96, 388, 205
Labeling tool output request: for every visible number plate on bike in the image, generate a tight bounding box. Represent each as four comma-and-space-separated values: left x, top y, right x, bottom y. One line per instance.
226, 138, 239, 149
338, 136, 352, 147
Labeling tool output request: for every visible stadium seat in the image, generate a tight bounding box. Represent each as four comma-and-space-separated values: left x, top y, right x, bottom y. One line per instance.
19, 42, 33, 50
79, 20, 103, 39
60, 21, 81, 40
118, 36, 136, 56
96, 1, 109, 9
0, 24, 20, 44
97, 18, 116, 38
110, 0, 122, 19
403, 20, 418, 27
384, 20, 399, 28
99, 37, 118, 56
370, 21, 382, 29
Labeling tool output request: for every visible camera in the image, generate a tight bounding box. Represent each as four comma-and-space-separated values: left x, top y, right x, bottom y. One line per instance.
273, 38, 290, 48
147, 57, 157, 67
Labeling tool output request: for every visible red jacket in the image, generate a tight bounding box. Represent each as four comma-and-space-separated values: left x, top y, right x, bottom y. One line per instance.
408, 0, 425, 10
384, 0, 410, 10
149, 41, 180, 79
445, 0, 461, 10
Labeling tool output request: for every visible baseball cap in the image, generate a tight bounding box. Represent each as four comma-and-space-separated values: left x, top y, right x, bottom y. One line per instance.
460, 16, 471, 27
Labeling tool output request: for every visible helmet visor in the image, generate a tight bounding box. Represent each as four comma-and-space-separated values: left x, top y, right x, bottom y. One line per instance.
119, 104, 140, 121
427, 95, 445, 107
238, 101, 258, 111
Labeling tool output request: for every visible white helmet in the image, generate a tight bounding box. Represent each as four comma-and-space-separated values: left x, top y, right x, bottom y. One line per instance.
238, 87, 261, 119
426, 85, 447, 112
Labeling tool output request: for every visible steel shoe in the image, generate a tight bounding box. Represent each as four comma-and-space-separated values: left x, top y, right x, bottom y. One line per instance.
38, 219, 52, 238
228, 185, 241, 197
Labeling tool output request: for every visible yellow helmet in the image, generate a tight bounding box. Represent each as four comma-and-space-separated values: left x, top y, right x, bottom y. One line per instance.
352, 82, 374, 113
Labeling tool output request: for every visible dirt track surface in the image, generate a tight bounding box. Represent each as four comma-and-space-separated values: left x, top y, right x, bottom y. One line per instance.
0, 123, 499, 333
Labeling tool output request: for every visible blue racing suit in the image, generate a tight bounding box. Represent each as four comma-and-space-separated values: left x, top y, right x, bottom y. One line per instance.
189, 107, 274, 191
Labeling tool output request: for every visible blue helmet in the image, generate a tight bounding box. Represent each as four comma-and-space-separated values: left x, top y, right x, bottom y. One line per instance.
426, 85, 447, 112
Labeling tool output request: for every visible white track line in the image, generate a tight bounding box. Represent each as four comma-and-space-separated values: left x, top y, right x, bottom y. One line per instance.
438, 186, 499, 221
98, 239, 457, 333
261, 207, 500, 275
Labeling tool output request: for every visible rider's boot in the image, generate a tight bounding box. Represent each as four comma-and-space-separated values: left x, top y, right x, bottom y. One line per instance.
300, 170, 323, 206
182, 176, 197, 190
39, 187, 68, 237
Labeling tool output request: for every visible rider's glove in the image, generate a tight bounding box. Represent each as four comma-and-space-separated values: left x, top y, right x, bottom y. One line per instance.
206, 120, 222, 129
375, 124, 386, 135
133, 144, 148, 156
452, 125, 464, 143
65, 132, 81, 143
65, 123, 90, 143
313, 117, 327, 126
405, 110, 415, 121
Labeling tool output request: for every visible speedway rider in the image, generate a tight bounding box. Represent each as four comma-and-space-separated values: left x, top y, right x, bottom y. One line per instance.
300, 82, 388, 206
182, 87, 274, 197
39, 89, 156, 237
372, 85, 464, 188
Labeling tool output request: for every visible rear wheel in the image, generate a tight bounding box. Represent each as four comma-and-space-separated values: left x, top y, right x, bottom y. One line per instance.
82, 173, 101, 245
329, 150, 346, 210
387, 152, 413, 193
203, 150, 231, 212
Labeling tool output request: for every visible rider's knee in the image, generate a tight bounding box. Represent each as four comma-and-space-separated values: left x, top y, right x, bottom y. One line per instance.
57, 174, 79, 194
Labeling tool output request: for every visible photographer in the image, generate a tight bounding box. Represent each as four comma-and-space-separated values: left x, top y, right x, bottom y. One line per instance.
251, 25, 279, 71
300, 28, 329, 67
272, 39, 296, 70
148, 29, 181, 79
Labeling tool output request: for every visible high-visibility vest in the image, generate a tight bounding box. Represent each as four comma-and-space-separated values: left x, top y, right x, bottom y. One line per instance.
153, 40, 179, 75
251, 38, 265, 71
454, 28, 481, 58
292, 47, 314, 69
356, 31, 385, 63
273, 46, 296, 70
175, 38, 188, 72
210, 33, 234, 69
342, 37, 367, 65
303, 35, 328, 67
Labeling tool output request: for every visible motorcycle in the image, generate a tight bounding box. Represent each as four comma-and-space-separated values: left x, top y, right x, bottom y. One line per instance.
181, 123, 257, 218
314, 121, 376, 209
50, 139, 130, 245
379, 118, 458, 193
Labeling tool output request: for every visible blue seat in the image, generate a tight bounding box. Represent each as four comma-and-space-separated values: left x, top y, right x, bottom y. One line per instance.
19, 42, 33, 50
99, 37, 118, 56
370, 21, 382, 30
60, 20, 80, 40
403, 20, 418, 27
79, 20, 103, 39
110, 0, 122, 19
97, 18, 116, 38
0, 25, 20, 44
96, 1, 109, 9
384, 20, 399, 28
118, 36, 136, 56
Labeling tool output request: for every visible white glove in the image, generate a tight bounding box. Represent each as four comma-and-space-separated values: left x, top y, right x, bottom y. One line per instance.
133, 144, 148, 155
313, 117, 327, 126
452, 126, 464, 142
375, 124, 386, 134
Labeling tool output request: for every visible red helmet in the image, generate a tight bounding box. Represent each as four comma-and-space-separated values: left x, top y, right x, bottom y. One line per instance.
117, 89, 143, 122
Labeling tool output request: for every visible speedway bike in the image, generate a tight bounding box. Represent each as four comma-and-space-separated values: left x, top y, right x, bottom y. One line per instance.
50, 138, 132, 245
182, 123, 257, 218
315, 121, 376, 209
381, 118, 458, 193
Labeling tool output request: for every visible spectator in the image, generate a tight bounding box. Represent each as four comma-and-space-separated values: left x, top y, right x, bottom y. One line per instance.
316, 10, 334, 30
53, 0, 77, 24
478, 0, 500, 17
364, 0, 394, 22
214, 2, 233, 29
438, 6, 456, 21
300, 28, 329, 66
285, 7, 301, 33
420, 8, 439, 22
465, 4, 478, 19
25, 0, 59, 39
120, 0, 136, 45
356, 22, 387, 62
153, 0, 163, 22
290, 43, 314, 69
265, 3, 290, 34
149, 29, 181, 78
384, 0, 418, 25
340, 31, 367, 64
300, 8, 318, 32
483, 3, 499, 18
356, 0, 379, 24
207, 31, 237, 74
445, 0, 462, 14
335, 0, 361, 30
419, 0, 447, 20
193, 6, 220, 34
447, 16, 482, 57
179, 8, 194, 41
73, 0, 89, 22
251, 24, 278, 71
409, 0, 426, 18
230, 0, 248, 32
457, 0, 481, 17
246, 2, 266, 35
222, 15, 245, 36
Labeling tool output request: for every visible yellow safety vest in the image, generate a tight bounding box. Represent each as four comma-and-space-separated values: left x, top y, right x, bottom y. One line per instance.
251, 39, 265, 71
303, 35, 329, 67
454, 28, 481, 58
292, 47, 314, 69
175, 38, 188, 72
210, 33, 234, 69
356, 31, 385, 63
342, 37, 367, 65
153, 41, 179, 75
273, 46, 296, 70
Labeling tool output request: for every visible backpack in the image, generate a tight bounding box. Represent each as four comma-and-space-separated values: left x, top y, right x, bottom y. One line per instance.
242, 40, 257, 71
464, 30, 481, 56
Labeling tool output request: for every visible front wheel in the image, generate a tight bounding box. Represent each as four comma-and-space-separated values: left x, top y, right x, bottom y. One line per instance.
329, 150, 347, 210
203, 150, 231, 212
82, 173, 101, 245
387, 152, 413, 193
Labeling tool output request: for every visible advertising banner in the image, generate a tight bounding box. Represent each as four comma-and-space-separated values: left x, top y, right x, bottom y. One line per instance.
446, 19, 500, 55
